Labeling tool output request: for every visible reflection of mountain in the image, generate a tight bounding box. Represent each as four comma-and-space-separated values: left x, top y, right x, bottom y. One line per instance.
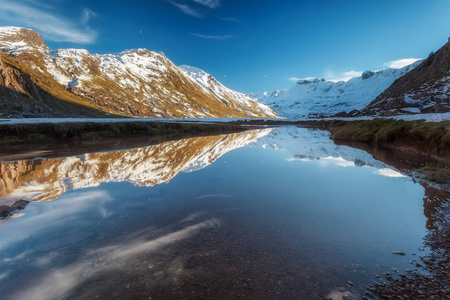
260, 126, 450, 229
0, 129, 272, 205
259, 126, 391, 170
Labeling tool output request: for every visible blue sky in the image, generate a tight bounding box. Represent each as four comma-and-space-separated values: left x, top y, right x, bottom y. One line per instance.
0, 0, 449, 94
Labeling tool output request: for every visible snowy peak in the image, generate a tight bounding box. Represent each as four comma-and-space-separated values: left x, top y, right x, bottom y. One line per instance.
0, 26, 277, 119
179, 65, 277, 117
0, 26, 49, 54
255, 61, 421, 119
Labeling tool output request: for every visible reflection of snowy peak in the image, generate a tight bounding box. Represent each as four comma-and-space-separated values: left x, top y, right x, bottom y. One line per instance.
259, 126, 394, 170
254, 62, 421, 119
1, 129, 272, 203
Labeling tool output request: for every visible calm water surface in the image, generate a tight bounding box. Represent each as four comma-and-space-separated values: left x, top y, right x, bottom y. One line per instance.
0, 126, 446, 299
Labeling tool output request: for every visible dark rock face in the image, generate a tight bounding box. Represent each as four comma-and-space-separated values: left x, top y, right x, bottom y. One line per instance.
364, 39, 450, 115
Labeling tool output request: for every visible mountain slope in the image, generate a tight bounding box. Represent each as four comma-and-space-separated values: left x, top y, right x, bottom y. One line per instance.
0, 47, 114, 118
0, 27, 276, 119
365, 39, 450, 115
179, 65, 275, 117
253, 62, 420, 119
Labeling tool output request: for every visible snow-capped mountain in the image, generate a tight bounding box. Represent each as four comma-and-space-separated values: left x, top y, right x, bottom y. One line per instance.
0, 27, 277, 119
365, 38, 450, 115
253, 62, 421, 119
0, 129, 272, 204
179, 65, 275, 117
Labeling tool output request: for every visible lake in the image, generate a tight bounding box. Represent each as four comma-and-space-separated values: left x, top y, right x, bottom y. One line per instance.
0, 126, 447, 299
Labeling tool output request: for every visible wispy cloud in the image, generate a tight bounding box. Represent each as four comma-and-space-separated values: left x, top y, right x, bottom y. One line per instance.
0, 0, 97, 44
384, 58, 421, 69
193, 0, 221, 9
217, 16, 241, 22
168, 1, 203, 18
81, 8, 97, 25
191, 33, 232, 40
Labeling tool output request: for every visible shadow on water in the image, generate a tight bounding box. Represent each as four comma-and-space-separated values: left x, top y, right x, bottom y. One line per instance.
0, 125, 448, 300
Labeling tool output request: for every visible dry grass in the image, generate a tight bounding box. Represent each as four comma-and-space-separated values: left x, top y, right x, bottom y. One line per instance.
0, 121, 248, 145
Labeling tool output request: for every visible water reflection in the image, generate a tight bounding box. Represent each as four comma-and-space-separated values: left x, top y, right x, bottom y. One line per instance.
0, 129, 272, 205
0, 126, 448, 300
260, 126, 450, 229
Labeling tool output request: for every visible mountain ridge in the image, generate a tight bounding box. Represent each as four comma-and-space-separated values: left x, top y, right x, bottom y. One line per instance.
0, 26, 277, 119
252, 62, 421, 119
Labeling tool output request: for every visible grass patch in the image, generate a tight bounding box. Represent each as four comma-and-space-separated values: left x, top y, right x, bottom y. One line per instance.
0, 137, 25, 146
0, 121, 248, 146
423, 161, 450, 184
27, 133, 48, 144
328, 119, 450, 157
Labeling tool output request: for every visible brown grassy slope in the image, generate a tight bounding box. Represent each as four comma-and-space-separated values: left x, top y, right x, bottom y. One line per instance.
0, 50, 117, 117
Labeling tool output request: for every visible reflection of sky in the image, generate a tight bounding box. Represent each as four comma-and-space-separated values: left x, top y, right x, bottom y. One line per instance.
0, 127, 432, 299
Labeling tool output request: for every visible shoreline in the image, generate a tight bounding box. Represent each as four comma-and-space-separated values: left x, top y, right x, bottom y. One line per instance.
0, 117, 448, 299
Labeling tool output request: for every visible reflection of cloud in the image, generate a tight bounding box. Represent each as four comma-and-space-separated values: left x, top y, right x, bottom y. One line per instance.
195, 193, 231, 199
287, 156, 356, 167
0, 191, 111, 251
286, 157, 310, 162
12, 219, 220, 300
374, 168, 407, 178
315, 156, 355, 167
92, 219, 220, 259
326, 288, 354, 300
0, 271, 11, 282
3, 249, 32, 263
179, 211, 205, 223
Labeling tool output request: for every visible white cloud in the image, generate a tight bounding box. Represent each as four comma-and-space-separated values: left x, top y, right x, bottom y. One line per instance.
193, 0, 221, 9
168, 1, 203, 18
384, 58, 421, 69
326, 70, 363, 82
191, 33, 232, 40
288, 76, 314, 82
0, 0, 98, 44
